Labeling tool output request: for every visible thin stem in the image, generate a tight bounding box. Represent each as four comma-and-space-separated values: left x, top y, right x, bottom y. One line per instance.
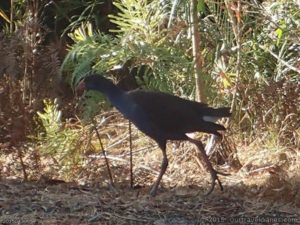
128, 121, 133, 188
93, 120, 114, 187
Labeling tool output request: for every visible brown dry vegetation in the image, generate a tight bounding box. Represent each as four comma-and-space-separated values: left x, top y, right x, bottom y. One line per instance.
0, 47, 299, 224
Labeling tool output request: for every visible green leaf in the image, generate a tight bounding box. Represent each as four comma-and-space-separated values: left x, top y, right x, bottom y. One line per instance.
223, 77, 231, 89
275, 28, 283, 46
197, 0, 205, 13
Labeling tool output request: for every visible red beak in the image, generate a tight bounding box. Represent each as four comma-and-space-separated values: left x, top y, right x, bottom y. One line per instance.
76, 80, 86, 95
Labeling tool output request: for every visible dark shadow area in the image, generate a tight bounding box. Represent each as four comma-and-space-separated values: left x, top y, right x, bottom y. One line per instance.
0, 162, 299, 225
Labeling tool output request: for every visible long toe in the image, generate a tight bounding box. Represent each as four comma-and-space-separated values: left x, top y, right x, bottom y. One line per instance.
204, 169, 220, 196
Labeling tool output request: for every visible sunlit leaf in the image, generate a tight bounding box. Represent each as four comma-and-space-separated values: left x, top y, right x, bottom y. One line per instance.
223, 77, 231, 88
0, 8, 10, 23
275, 28, 283, 46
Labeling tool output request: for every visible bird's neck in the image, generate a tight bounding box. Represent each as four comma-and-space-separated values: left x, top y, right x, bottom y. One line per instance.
98, 84, 125, 103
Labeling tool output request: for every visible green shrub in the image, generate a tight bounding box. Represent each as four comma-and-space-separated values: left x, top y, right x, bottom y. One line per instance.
36, 98, 87, 178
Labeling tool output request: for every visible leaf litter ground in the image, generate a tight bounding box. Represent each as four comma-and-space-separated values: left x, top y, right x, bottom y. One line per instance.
0, 113, 299, 225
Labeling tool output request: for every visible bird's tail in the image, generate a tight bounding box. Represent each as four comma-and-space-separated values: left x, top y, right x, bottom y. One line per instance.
202, 107, 231, 123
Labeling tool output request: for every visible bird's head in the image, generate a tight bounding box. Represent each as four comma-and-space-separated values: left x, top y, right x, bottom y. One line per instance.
76, 74, 116, 95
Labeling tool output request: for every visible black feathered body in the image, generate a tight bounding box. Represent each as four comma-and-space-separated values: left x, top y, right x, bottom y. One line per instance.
79, 74, 231, 196
80, 74, 230, 141
124, 90, 230, 140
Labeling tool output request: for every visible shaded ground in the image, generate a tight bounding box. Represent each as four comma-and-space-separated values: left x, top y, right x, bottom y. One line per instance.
0, 169, 299, 225
1, 115, 299, 224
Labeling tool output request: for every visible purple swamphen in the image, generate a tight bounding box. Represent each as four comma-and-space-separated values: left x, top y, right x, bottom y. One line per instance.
77, 74, 231, 196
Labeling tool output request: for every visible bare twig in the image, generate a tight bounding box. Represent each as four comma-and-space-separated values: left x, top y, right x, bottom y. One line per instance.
92, 120, 114, 188
16, 147, 28, 181
245, 164, 277, 176
128, 121, 134, 188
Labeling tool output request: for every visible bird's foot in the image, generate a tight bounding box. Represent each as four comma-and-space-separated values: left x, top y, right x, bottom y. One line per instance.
205, 169, 230, 196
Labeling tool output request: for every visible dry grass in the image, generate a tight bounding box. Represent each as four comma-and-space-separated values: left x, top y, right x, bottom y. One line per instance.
0, 112, 299, 224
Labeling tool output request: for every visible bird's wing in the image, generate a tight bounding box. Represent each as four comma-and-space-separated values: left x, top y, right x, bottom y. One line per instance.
126, 90, 209, 133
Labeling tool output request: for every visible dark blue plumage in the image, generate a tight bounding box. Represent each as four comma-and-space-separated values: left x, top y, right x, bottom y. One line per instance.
78, 74, 231, 196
